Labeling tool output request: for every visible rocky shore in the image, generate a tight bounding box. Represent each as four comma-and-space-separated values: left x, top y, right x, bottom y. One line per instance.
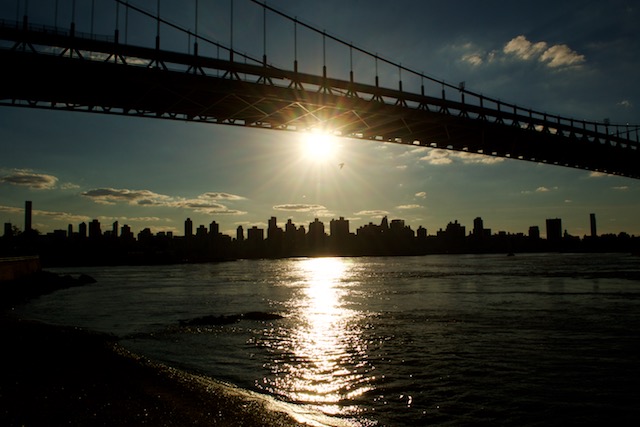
0, 272, 313, 426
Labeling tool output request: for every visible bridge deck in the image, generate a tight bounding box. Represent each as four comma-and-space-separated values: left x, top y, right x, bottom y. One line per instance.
1, 22, 638, 179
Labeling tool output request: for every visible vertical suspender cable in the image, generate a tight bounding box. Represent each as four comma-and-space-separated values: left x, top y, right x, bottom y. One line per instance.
194, 0, 199, 55
156, 0, 161, 50
91, 0, 95, 35
230, 0, 234, 62
125, 0, 129, 44
294, 17, 298, 73
263, 1, 267, 65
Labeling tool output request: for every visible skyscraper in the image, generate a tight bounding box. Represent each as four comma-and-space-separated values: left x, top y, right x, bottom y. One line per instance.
185, 218, 193, 238
546, 218, 562, 242
25, 200, 32, 232
590, 213, 597, 238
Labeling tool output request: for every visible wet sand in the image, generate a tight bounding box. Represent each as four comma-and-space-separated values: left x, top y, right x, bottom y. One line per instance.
0, 312, 315, 426
0, 273, 314, 427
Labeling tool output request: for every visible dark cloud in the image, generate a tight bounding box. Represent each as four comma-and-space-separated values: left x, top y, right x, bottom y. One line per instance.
0, 170, 58, 189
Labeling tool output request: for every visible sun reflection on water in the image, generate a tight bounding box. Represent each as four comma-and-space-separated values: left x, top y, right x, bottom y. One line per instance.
258, 257, 374, 417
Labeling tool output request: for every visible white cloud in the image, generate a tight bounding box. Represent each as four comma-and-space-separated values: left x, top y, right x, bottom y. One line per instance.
199, 192, 246, 201
273, 204, 326, 212
354, 210, 390, 217
396, 204, 422, 210
540, 44, 585, 68
617, 100, 633, 108
612, 186, 629, 191
415, 191, 427, 199
536, 186, 551, 192
81, 188, 171, 205
504, 35, 585, 69
462, 53, 484, 66
418, 149, 505, 165
504, 35, 548, 60
419, 149, 453, 165
81, 188, 247, 215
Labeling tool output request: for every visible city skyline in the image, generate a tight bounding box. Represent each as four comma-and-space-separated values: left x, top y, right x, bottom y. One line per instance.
1, 1, 639, 238
4, 199, 626, 241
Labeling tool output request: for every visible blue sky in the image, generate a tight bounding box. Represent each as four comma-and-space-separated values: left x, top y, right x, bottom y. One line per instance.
1, 0, 639, 238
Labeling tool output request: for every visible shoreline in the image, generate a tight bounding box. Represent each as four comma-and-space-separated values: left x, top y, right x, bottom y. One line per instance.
0, 311, 324, 426
0, 271, 329, 427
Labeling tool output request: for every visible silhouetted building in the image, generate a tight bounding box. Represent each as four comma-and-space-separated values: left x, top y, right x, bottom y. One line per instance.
330, 217, 350, 239
308, 218, 326, 252
196, 225, 208, 238
79, 222, 87, 238
247, 226, 264, 242
528, 226, 540, 240
546, 218, 562, 242
3, 223, 12, 238
210, 221, 219, 237
25, 201, 32, 232
121, 224, 134, 240
112, 221, 119, 238
185, 218, 193, 238
236, 225, 244, 241
590, 213, 597, 238
68, 224, 73, 237
89, 219, 102, 239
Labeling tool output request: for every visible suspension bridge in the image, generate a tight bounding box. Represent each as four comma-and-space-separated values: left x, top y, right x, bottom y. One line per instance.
1, 0, 638, 178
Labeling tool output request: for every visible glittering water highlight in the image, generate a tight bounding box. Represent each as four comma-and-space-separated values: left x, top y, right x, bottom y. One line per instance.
17, 253, 640, 426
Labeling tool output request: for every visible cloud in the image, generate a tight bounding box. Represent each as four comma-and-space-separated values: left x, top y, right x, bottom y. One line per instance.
504, 35, 585, 69
462, 53, 484, 66
396, 204, 422, 210
0, 205, 22, 214
418, 149, 505, 165
199, 192, 246, 201
419, 150, 453, 165
354, 210, 390, 217
617, 100, 633, 108
82, 188, 171, 205
540, 44, 585, 68
0, 170, 58, 189
521, 186, 558, 194
60, 182, 81, 190
81, 188, 247, 215
273, 204, 326, 212
612, 186, 629, 191
415, 192, 427, 199
504, 35, 548, 60
35, 209, 90, 223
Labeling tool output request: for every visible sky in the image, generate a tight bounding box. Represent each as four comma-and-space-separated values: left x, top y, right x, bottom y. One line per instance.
1, 0, 639, 239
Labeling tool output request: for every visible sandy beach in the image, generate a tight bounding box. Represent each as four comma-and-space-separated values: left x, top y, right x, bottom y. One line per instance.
0, 273, 313, 427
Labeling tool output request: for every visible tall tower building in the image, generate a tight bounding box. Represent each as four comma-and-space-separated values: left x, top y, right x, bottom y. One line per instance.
590, 213, 597, 238
185, 218, 193, 238
236, 225, 244, 241
546, 218, 562, 242
25, 200, 32, 232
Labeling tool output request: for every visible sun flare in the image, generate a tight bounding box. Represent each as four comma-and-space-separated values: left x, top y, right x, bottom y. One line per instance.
301, 132, 338, 163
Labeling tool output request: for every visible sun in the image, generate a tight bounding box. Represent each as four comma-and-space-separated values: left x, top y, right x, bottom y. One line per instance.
301, 131, 339, 163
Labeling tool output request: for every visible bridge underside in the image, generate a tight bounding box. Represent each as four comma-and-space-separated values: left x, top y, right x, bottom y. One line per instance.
1, 48, 639, 179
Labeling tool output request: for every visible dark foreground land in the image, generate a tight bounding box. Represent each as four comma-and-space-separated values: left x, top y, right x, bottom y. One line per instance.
0, 274, 310, 427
